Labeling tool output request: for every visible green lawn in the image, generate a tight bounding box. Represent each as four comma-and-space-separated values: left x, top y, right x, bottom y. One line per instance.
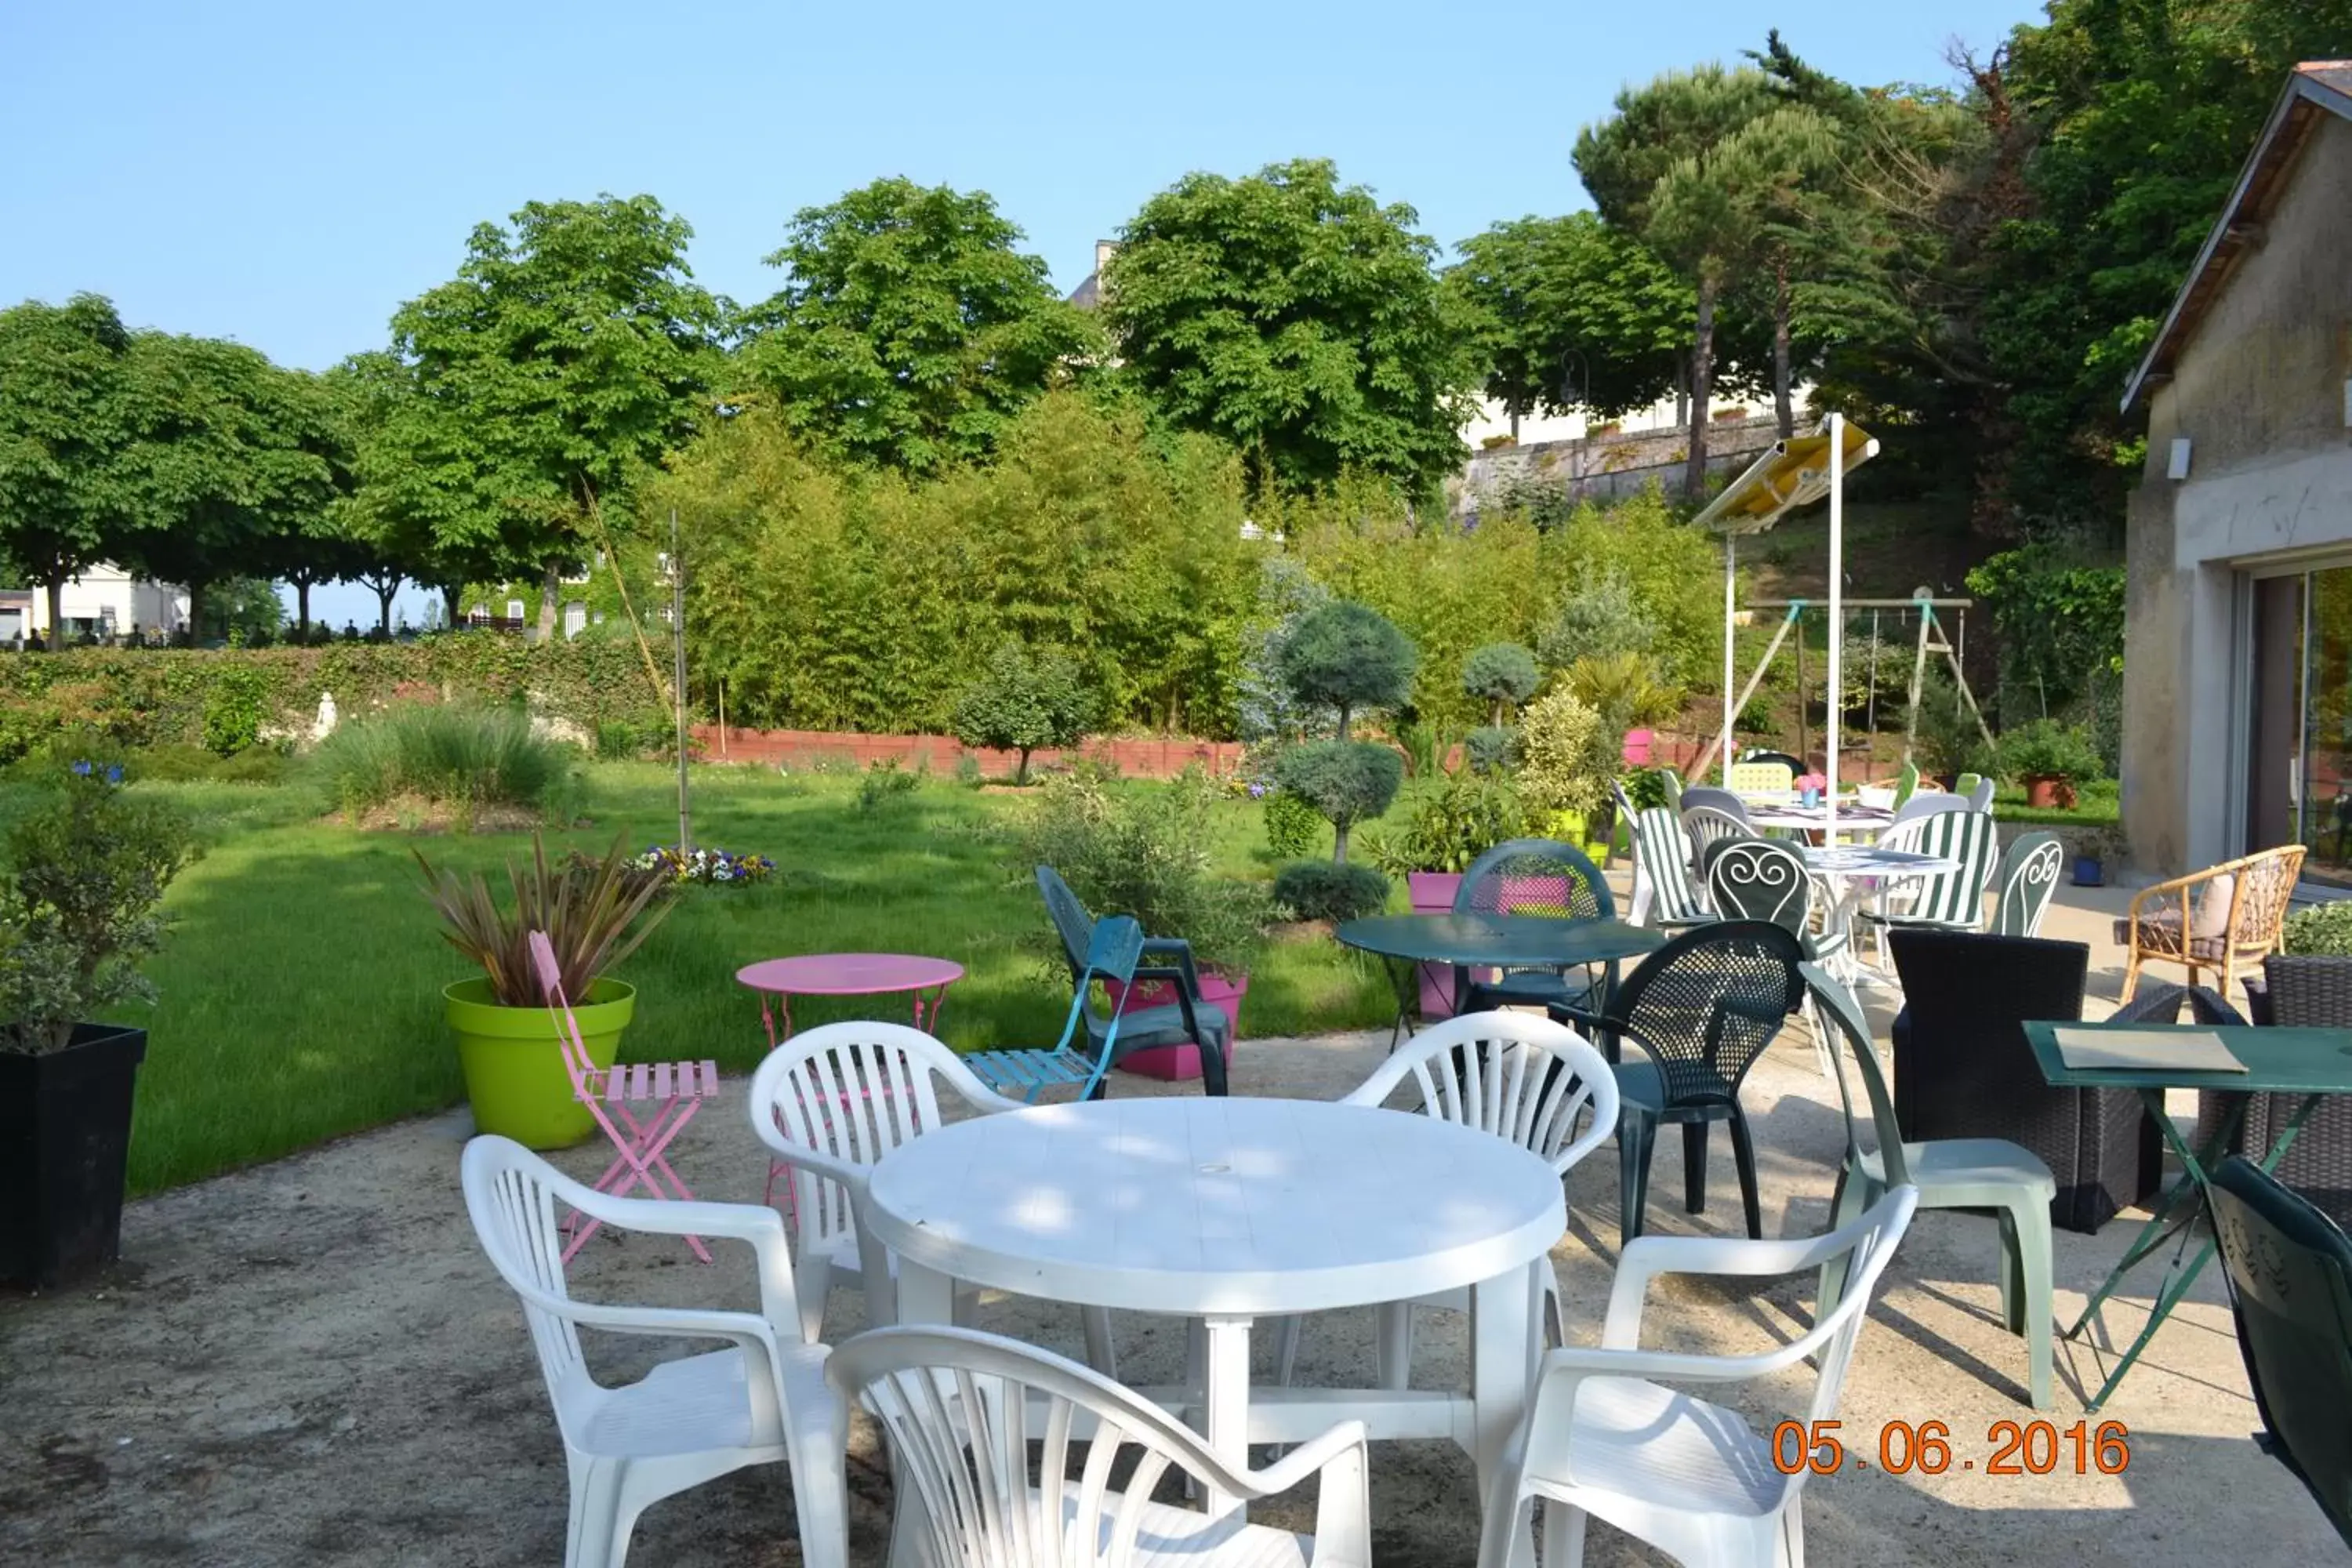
1990, 776, 2119, 829
90, 764, 1395, 1195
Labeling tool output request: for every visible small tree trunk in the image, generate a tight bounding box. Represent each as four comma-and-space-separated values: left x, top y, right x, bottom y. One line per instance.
538, 561, 561, 641
43, 579, 62, 648
1772, 258, 1795, 440
1334, 818, 1353, 863
1683, 276, 1719, 499
1675, 359, 1691, 430
296, 579, 312, 638
186, 581, 209, 645
375, 579, 398, 634
1016, 746, 1033, 786
1336, 701, 1352, 742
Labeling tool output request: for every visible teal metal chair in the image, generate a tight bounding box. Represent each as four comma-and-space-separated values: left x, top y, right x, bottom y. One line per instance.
964, 916, 1149, 1103
1452, 837, 1617, 1016
2213, 1155, 2352, 1546
1026, 867, 1232, 1095
1806, 962, 2056, 1407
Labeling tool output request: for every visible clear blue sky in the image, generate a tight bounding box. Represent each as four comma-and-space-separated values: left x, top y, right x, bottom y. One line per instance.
0, 0, 2045, 626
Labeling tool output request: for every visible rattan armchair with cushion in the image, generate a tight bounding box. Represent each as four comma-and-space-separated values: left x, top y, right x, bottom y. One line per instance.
1887, 929, 2159, 1233
2115, 844, 2306, 1002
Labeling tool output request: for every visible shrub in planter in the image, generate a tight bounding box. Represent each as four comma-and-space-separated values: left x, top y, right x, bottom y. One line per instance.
0, 754, 198, 1288
2283, 900, 2352, 957
1273, 861, 1391, 923
1998, 719, 2103, 808
1363, 775, 1526, 878
417, 835, 675, 1149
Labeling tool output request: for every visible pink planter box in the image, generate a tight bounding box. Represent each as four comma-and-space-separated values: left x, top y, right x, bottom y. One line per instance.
1102, 973, 1248, 1081
1408, 873, 1462, 1020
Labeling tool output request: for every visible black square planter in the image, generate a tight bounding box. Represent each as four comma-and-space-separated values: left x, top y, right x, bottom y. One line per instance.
0, 1023, 147, 1290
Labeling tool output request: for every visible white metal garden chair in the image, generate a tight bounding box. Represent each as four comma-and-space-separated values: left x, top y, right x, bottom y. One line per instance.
1474, 1184, 1918, 1568
831, 1324, 1372, 1568
459, 1134, 849, 1568
1273, 1011, 1620, 1387
747, 1022, 1120, 1372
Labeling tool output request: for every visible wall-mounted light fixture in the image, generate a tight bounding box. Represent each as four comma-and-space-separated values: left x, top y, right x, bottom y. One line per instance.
2167, 437, 2193, 481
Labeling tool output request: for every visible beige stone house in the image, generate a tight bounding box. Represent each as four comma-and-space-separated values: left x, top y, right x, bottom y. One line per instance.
2120, 61, 2352, 883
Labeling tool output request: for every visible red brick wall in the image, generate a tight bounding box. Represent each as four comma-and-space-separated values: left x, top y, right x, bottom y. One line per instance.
691, 726, 1245, 780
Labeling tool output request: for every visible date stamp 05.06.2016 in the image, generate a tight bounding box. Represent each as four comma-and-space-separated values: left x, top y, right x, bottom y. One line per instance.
1773, 1419, 2132, 1478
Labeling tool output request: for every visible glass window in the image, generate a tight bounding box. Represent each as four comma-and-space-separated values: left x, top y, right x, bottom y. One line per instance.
2256, 564, 2352, 887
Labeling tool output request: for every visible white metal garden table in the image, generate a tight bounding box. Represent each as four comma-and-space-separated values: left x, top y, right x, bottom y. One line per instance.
863, 1095, 1566, 1526
1802, 844, 1961, 983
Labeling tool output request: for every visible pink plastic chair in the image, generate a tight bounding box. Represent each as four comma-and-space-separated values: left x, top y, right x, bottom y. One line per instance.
528, 930, 720, 1265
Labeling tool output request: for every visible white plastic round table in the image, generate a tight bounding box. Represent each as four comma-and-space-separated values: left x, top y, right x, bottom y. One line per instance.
864, 1095, 1566, 1520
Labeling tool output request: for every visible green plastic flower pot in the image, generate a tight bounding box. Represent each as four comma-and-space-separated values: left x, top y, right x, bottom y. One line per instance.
444, 976, 636, 1149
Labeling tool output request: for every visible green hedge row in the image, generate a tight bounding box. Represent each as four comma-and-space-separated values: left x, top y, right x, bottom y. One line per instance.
0, 635, 670, 759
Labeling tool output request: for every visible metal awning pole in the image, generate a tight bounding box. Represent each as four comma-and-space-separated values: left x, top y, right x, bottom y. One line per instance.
1825, 414, 1844, 838
1722, 536, 1736, 786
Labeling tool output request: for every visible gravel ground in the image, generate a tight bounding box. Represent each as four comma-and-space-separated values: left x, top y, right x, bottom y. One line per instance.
2, 996, 2334, 1567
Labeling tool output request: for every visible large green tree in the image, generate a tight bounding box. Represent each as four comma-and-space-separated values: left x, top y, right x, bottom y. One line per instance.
111, 333, 338, 640
1575, 66, 1782, 494
0, 295, 140, 637
743, 178, 1102, 473
1444, 213, 1697, 435
370, 194, 724, 637
1105, 158, 1475, 499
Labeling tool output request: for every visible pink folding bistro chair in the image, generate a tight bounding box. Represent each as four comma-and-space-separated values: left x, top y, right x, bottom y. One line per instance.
528, 930, 720, 1265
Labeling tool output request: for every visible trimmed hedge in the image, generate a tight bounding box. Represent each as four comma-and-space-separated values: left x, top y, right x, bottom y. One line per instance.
0, 636, 667, 760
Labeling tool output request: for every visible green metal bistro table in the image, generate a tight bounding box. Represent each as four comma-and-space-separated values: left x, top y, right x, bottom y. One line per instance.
1334, 913, 1664, 1047
2020, 1018, 2352, 1410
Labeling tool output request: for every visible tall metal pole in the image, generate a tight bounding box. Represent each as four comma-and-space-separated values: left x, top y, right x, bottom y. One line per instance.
1722, 536, 1736, 785
670, 507, 691, 855
1824, 414, 1844, 839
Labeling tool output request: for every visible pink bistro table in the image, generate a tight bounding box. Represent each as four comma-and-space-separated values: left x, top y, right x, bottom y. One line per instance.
735, 953, 966, 1218
734, 953, 964, 1047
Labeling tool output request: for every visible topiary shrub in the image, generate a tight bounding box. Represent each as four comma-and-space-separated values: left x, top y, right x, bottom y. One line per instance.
949, 642, 1091, 784
1518, 687, 1607, 827
1276, 601, 1417, 739
1465, 725, 1518, 776
1272, 739, 1403, 863
1461, 643, 1539, 727
1272, 860, 1391, 923
201, 664, 271, 757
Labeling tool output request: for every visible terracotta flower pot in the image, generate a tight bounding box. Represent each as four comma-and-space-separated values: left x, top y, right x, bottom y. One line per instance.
2024, 775, 2077, 810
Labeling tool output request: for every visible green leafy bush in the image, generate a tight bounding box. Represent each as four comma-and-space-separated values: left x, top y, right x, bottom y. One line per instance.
1363, 775, 1524, 876
1272, 740, 1404, 862
1998, 718, 2104, 785
1537, 564, 1657, 670
1261, 789, 1323, 858
201, 664, 271, 757
857, 757, 921, 811
310, 705, 579, 825
1518, 687, 1607, 823
951, 642, 1092, 784
1277, 601, 1417, 738
1461, 643, 1539, 725
2284, 901, 2352, 957
1016, 769, 1269, 975
0, 753, 198, 1053
122, 743, 291, 785
1272, 861, 1390, 923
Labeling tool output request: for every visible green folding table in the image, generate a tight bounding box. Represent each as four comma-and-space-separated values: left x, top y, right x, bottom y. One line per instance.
2020, 1018, 2352, 1410
1334, 913, 1664, 1047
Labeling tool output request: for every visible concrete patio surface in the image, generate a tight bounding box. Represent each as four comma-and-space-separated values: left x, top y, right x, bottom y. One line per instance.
2, 883, 2337, 1566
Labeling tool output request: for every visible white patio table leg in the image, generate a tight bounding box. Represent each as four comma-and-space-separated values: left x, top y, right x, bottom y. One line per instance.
895, 1257, 956, 1327
1200, 1314, 1254, 1523
1471, 1261, 1541, 1568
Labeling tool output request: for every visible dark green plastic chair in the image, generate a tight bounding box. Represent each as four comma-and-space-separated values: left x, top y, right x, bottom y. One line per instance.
1451, 838, 1617, 1017
2213, 1155, 2352, 1547
1031, 866, 1232, 1096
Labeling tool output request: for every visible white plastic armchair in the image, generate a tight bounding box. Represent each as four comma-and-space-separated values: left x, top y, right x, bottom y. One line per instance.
830, 1325, 1372, 1568
1278, 1011, 1619, 1388
460, 1135, 849, 1568
1475, 1185, 1918, 1568
747, 1022, 1118, 1371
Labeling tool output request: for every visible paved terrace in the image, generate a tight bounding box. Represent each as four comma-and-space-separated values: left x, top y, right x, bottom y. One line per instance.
2, 880, 2333, 1566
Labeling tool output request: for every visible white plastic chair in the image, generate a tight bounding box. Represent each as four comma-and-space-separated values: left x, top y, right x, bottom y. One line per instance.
460, 1135, 849, 1568
832, 1324, 1372, 1568
1804, 963, 2056, 1406
1275, 1011, 1620, 1387
747, 1022, 1120, 1372
1474, 1184, 1918, 1568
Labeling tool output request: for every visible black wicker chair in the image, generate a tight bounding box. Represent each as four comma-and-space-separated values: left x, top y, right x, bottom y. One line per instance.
1558, 920, 1806, 1247
1887, 928, 2159, 1233
2237, 956, 2352, 1224
2212, 1156, 2352, 1548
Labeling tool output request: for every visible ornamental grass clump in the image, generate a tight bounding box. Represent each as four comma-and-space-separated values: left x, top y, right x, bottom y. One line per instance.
311, 703, 579, 825
0, 755, 198, 1054
416, 833, 674, 1007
